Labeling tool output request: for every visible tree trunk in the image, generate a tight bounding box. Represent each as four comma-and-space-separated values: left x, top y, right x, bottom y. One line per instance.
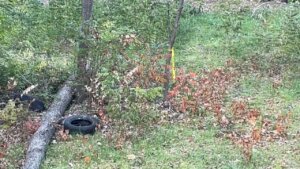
22, 76, 75, 169
163, 0, 185, 101
77, 0, 94, 102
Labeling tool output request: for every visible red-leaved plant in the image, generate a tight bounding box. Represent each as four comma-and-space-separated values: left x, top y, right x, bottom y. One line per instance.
168, 68, 235, 117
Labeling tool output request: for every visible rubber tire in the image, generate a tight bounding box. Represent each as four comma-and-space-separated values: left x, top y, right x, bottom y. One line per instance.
13, 94, 46, 112
63, 115, 97, 134
29, 99, 46, 112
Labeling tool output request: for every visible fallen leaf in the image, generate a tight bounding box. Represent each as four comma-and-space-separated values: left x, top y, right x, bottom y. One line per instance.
84, 156, 91, 164
0, 143, 8, 149
247, 113, 258, 126
241, 138, 253, 162
248, 119, 256, 126
220, 115, 229, 128
189, 72, 197, 78
0, 151, 5, 158
251, 128, 261, 143
187, 136, 194, 143
127, 154, 136, 160
58, 129, 69, 141
275, 123, 285, 135
115, 136, 125, 150
180, 97, 187, 113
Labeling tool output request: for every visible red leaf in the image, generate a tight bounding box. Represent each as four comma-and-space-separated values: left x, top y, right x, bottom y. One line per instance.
251, 128, 261, 143
84, 156, 91, 164
180, 98, 187, 113
189, 72, 197, 78
0, 151, 5, 158
247, 110, 260, 126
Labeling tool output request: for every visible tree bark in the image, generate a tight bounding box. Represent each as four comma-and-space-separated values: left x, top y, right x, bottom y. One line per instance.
22, 77, 74, 169
163, 0, 185, 101
77, 0, 94, 103
82, 0, 93, 21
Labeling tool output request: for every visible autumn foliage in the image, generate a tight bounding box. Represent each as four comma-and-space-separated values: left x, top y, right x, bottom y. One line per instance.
165, 66, 292, 162
168, 68, 235, 114
227, 101, 291, 162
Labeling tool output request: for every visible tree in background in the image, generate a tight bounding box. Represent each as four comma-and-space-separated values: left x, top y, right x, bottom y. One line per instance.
77, 0, 93, 102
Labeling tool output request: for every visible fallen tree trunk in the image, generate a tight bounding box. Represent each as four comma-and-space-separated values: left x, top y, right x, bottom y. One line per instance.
22, 77, 74, 169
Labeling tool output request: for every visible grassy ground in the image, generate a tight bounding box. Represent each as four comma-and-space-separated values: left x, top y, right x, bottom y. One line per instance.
40, 126, 261, 169
2, 2, 300, 169
41, 122, 299, 169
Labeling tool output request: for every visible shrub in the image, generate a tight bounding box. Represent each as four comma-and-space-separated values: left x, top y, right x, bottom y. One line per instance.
0, 100, 27, 128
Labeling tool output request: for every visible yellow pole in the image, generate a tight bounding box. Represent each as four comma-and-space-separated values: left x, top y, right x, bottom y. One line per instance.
171, 47, 176, 81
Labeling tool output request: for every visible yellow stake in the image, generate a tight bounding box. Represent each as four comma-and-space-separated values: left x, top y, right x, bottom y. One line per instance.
171, 47, 176, 81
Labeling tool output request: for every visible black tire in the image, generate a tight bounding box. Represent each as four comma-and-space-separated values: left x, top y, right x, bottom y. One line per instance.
29, 99, 46, 112
13, 93, 46, 112
63, 115, 97, 134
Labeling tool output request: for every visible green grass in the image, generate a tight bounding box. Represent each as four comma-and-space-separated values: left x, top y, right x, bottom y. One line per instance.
43, 126, 241, 169
42, 123, 300, 169
175, 4, 299, 71
0, 143, 25, 169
